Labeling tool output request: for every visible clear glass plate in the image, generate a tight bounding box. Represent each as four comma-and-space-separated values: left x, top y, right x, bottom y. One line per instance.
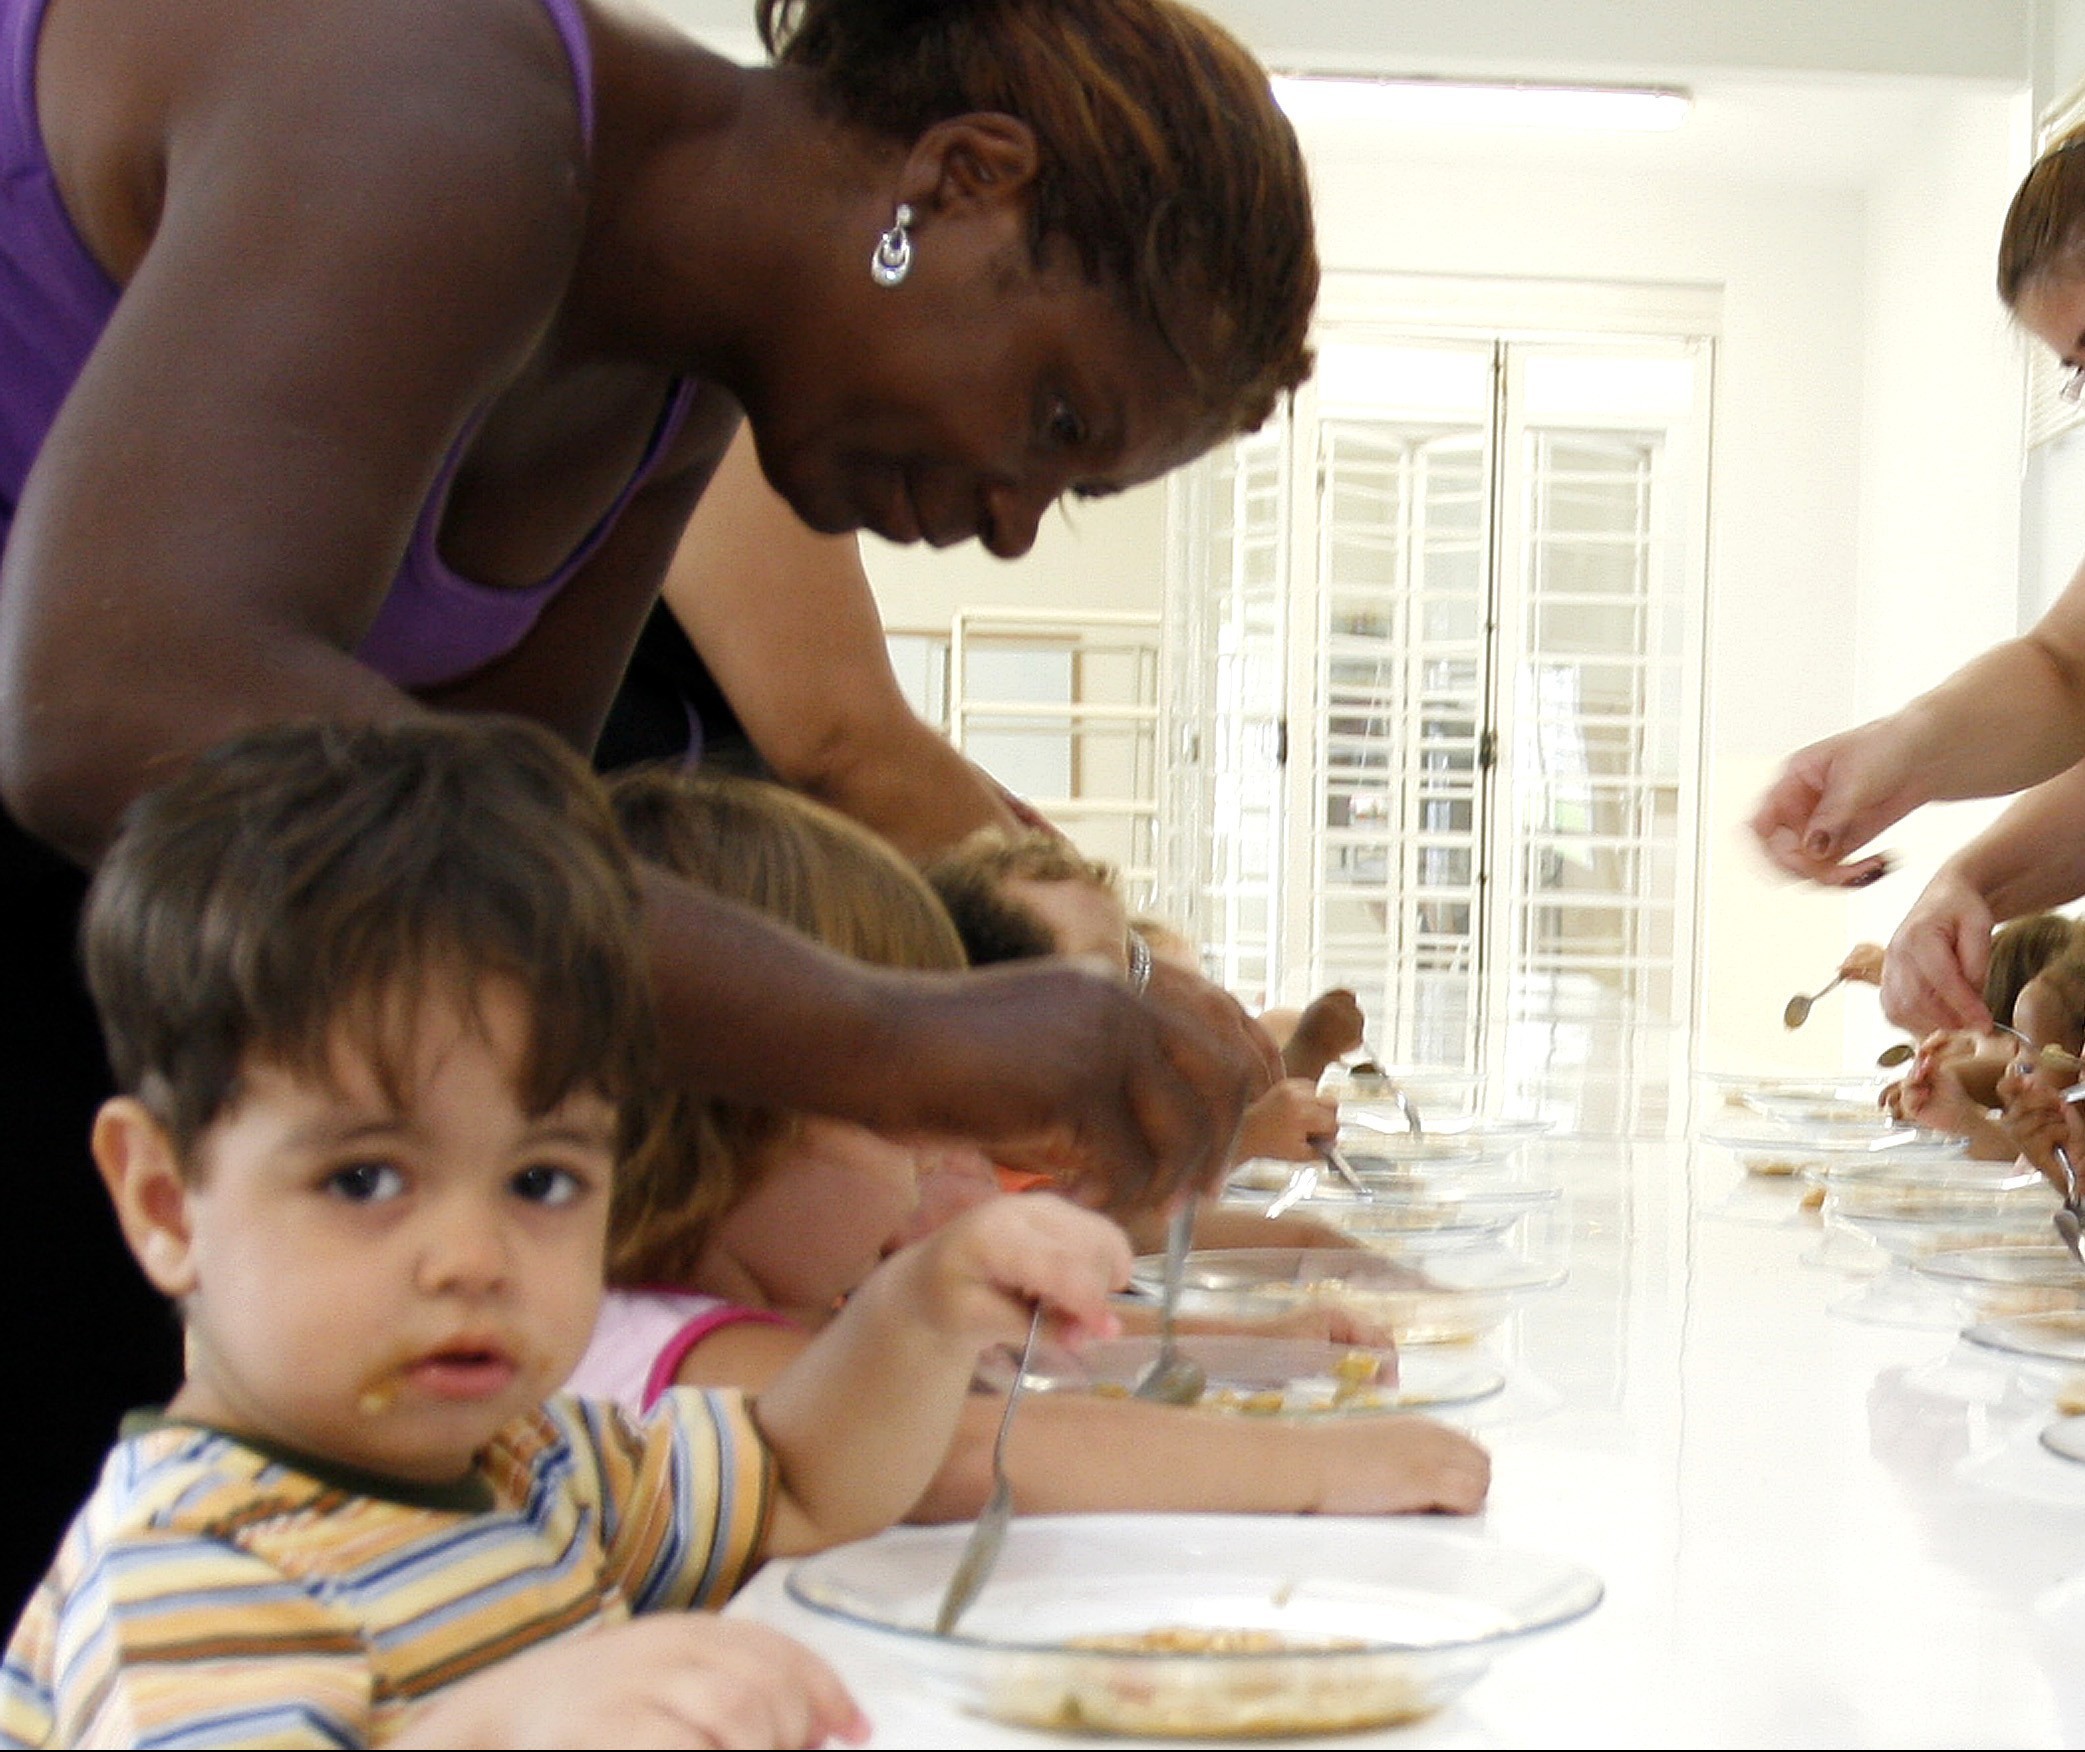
2041, 1415, 2085, 1464
1129, 1246, 1567, 1346
1015, 1334, 1507, 1415
1964, 1308, 2085, 1366
1912, 1245, 2085, 1321
1915, 1244, 2085, 1289
785, 1513, 1603, 1737
1220, 1181, 1559, 1244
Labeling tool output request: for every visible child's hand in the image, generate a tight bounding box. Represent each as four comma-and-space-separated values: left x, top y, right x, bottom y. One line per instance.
1895, 1050, 1979, 1136
1232, 1077, 1341, 1164
1299, 1415, 1491, 1515
1997, 1056, 2085, 1197
1281, 987, 1366, 1082
390, 1616, 867, 1749
903, 1190, 1133, 1352
1838, 941, 1887, 985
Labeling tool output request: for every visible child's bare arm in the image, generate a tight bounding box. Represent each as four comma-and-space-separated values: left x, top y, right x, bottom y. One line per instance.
389, 1616, 867, 1749
751, 1193, 1131, 1555
903, 1394, 1489, 1522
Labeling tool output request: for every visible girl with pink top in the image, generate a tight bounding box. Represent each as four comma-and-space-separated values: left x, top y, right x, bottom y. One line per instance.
569, 768, 1491, 1521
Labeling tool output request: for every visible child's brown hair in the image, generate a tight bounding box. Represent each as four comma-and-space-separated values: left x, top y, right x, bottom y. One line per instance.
82, 717, 658, 1167
605, 767, 967, 1286
1985, 912, 2084, 1025
923, 826, 1120, 967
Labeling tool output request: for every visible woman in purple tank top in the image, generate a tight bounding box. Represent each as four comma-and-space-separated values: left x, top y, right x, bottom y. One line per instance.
0, 0, 1315, 1617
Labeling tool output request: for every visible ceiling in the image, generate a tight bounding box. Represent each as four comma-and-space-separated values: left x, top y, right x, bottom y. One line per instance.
641, 0, 2032, 195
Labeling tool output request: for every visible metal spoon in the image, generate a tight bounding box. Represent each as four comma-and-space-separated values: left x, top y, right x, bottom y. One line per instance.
1876, 1042, 1914, 1069
1132, 1199, 1206, 1406
1348, 1051, 1423, 1134
933, 1303, 1043, 1636
2052, 1145, 2085, 1268
1317, 1137, 1371, 1195
1783, 973, 1848, 1029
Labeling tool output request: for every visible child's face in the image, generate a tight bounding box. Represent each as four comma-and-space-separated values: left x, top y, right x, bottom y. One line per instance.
105, 981, 619, 1483
706, 1119, 922, 1325
1005, 873, 1130, 971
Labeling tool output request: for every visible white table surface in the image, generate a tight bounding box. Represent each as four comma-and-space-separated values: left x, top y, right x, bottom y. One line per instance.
727, 1124, 2085, 1748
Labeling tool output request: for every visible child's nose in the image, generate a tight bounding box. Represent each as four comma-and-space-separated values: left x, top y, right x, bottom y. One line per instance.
416, 1202, 512, 1296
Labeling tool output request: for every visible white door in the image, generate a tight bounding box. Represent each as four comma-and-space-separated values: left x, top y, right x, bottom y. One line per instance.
1164, 325, 1711, 1129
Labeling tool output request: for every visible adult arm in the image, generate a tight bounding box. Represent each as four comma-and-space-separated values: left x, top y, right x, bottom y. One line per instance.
1880, 760, 2085, 1034
664, 426, 1023, 861
1751, 554, 2085, 885
0, 4, 1262, 1213
0, 0, 592, 857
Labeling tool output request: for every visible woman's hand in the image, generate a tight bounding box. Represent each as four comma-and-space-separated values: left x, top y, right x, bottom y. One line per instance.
1880, 871, 1998, 1036
1750, 721, 1919, 886
884, 958, 1279, 1222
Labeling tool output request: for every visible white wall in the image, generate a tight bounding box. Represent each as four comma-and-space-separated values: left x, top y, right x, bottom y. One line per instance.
1830, 89, 2032, 1070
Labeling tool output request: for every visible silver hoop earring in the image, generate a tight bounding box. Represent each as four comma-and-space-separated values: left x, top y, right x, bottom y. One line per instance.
871, 203, 914, 287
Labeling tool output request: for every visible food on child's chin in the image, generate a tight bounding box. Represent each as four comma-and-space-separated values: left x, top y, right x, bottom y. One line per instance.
988, 1628, 1432, 1737
2042, 1044, 2082, 1071
357, 1382, 398, 1417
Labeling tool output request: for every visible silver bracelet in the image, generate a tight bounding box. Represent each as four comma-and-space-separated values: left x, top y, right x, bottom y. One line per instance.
1126, 929, 1153, 995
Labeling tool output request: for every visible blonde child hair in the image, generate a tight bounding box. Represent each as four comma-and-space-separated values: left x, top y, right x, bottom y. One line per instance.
604, 767, 966, 1287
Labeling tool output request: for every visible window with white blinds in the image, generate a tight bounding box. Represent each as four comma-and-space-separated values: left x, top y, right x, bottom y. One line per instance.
1163, 325, 1711, 1130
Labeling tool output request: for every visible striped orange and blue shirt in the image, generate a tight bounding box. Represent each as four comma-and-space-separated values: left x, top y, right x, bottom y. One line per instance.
0, 1390, 773, 1748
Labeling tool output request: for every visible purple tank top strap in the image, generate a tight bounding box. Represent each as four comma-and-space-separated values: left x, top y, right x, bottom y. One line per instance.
356, 376, 701, 689
0, 0, 121, 519
538, 0, 596, 143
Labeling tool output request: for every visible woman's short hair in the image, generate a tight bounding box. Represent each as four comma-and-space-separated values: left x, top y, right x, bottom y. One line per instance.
1998, 124, 2085, 306
759, 0, 1318, 438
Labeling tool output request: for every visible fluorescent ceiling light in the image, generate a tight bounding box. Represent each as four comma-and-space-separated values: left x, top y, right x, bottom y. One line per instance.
1272, 75, 1691, 133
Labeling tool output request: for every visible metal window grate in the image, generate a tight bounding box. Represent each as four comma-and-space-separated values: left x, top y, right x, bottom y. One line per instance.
1165, 328, 1710, 1133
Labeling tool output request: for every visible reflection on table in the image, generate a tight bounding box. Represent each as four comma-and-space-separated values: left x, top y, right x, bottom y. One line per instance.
729, 1125, 2085, 1747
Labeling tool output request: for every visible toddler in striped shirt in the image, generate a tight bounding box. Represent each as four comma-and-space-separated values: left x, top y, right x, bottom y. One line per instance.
0, 719, 1129, 1749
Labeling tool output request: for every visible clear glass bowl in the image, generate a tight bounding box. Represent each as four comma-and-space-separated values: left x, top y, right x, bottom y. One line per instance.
1823, 1179, 2058, 1260
1700, 1125, 1972, 1183
784, 1513, 1604, 1737
1911, 1245, 2085, 1320
1333, 1134, 1524, 1177
1129, 1245, 1566, 1346
1330, 1062, 1486, 1120
1013, 1333, 1506, 1415
1220, 1180, 1559, 1245
1964, 1308, 2085, 1366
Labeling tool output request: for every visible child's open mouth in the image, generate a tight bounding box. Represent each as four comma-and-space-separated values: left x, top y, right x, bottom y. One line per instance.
404, 1346, 520, 1401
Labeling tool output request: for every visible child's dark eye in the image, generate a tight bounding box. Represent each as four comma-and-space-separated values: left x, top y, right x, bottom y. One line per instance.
324, 1162, 405, 1204
512, 1164, 586, 1208
1043, 395, 1086, 449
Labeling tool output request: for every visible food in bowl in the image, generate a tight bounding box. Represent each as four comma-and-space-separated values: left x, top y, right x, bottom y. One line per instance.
1129, 1247, 1565, 1347
784, 1513, 1604, 1740
987, 1630, 1430, 1735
